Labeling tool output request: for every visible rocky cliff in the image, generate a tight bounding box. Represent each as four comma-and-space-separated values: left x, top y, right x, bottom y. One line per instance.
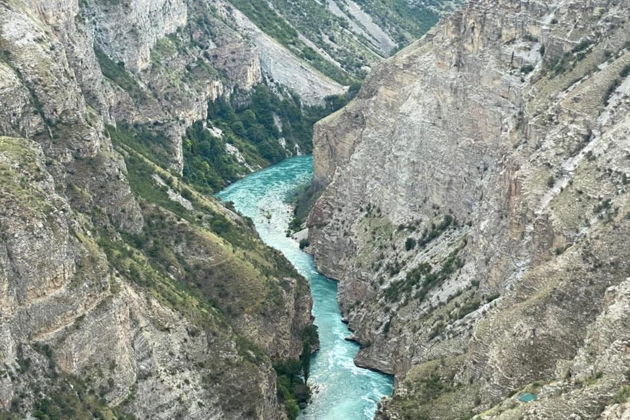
0, 132, 311, 419
0, 0, 320, 418
308, 0, 630, 417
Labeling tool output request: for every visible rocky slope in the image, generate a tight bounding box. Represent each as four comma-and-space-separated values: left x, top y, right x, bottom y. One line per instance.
0, 0, 320, 418
229, 0, 457, 83
0, 0, 460, 417
0, 134, 312, 419
308, 0, 630, 418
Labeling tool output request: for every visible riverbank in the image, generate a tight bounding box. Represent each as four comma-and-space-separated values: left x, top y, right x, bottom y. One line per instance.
216, 156, 393, 420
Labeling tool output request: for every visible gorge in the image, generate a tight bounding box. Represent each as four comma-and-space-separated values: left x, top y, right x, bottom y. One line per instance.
1, 0, 629, 419
216, 156, 393, 419
0, 0, 445, 418
307, 0, 630, 418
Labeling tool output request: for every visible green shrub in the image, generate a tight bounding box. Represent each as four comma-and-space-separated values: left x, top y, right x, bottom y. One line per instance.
571, 39, 592, 53
183, 121, 241, 193
274, 358, 310, 419
416, 215, 454, 249
456, 298, 482, 319
520, 64, 535, 74
611, 385, 630, 404
94, 47, 146, 103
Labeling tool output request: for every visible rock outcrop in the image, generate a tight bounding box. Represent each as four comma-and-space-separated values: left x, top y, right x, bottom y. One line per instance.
0, 0, 316, 418
308, 0, 630, 417
0, 136, 309, 419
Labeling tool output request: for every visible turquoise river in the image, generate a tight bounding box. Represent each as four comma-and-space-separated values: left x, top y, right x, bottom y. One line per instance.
216, 155, 394, 419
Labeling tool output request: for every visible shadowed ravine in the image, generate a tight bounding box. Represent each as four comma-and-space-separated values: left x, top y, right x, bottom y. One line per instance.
216, 156, 394, 419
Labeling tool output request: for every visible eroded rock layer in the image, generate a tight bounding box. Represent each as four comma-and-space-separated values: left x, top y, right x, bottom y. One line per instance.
308, 0, 630, 417
0, 0, 318, 418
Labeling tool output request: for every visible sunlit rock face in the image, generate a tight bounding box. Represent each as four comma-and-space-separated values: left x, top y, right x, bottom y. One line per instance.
308, 0, 630, 417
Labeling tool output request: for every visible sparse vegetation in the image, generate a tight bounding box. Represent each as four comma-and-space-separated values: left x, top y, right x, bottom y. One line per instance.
611, 385, 630, 404
384, 244, 464, 303
95, 47, 146, 103
227, 0, 354, 84
416, 215, 455, 249
226, 0, 444, 81
11, 372, 135, 420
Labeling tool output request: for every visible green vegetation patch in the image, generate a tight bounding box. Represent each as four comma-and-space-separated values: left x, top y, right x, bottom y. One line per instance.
98, 234, 222, 326
611, 385, 630, 404
274, 325, 319, 419
227, 0, 355, 85
383, 227, 465, 303
184, 85, 354, 194
107, 123, 172, 169
183, 120, 248, 194
0, 137, 54, 215
94, 47, 146, 103
31, 376, 134, 420
354, 0, 441, 45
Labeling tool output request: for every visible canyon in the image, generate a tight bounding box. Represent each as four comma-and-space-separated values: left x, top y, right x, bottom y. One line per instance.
1, 0, 628, 418
0, 0, 448, 418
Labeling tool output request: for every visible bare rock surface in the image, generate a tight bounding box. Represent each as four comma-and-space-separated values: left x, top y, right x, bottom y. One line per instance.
308, 0, 630, 417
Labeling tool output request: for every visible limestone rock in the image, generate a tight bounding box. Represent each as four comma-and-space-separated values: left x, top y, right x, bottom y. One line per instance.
308, 0, 630, 417
0, 0, 314, 416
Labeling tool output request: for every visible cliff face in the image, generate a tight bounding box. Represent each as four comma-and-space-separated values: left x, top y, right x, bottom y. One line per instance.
308, 0, 630, 417
0, 0, 316, 418
0, 136, 309, 419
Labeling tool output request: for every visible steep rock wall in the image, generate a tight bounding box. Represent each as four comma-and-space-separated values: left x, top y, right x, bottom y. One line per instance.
0, 1, 313, 418
308, 0, 630, 417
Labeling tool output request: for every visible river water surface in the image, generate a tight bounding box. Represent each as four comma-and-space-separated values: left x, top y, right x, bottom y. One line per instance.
216, 156, 393, 419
